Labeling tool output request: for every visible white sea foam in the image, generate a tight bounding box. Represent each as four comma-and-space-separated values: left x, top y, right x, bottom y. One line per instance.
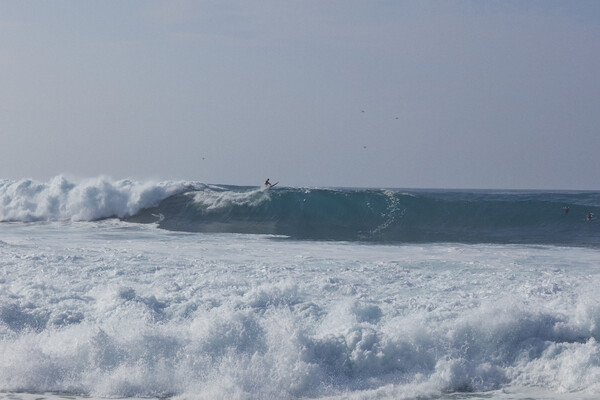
1, 222, 600, 399
191, 187, 269, 211
0, 176, 194, 222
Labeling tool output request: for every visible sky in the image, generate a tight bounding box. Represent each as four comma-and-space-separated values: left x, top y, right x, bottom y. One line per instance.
1, 1, 599, 190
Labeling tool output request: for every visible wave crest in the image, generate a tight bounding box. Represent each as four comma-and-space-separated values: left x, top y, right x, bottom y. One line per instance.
0, 176, 196, 222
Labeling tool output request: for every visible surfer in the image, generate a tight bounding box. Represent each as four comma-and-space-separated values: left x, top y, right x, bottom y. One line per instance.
564, 205, 569, 214
587, 212, 593, 221
264, 178, 278, 189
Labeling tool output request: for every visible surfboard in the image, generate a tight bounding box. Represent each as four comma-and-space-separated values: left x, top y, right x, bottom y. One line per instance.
268, 182, 279, 189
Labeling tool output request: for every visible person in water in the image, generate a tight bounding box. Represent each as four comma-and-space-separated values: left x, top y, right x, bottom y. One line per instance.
564, 205, 569, 214
265, 178, 272, 187
588, 212, 594, 221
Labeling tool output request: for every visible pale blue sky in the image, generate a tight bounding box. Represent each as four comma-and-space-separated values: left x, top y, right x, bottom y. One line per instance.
1, 1, 599, 189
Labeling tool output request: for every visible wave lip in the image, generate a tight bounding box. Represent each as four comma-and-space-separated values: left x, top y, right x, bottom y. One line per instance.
0, 176, 197, 222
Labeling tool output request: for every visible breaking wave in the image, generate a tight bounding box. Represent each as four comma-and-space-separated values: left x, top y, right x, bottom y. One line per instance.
1, 177, 599, 246
0, 176, 199, 222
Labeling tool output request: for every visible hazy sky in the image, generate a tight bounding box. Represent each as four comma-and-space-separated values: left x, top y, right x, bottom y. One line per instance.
1, 1, 599, 189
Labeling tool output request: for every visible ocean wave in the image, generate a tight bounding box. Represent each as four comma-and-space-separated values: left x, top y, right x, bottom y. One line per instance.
1, 177, 599, 246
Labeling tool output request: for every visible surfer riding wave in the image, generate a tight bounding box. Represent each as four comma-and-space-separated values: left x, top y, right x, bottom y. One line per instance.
264, 178, 278, 189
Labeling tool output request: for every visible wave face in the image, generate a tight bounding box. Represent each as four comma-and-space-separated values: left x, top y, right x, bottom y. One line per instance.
129, 185, 600, 246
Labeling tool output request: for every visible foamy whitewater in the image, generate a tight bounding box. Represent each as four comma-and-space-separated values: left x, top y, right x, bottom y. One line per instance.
1, 177, 600, 400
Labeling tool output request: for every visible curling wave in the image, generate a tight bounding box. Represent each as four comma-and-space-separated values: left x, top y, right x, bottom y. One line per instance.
130, 185, 600, 246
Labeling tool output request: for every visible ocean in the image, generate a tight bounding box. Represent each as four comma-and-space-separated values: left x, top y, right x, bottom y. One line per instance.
0, 176, 599, 400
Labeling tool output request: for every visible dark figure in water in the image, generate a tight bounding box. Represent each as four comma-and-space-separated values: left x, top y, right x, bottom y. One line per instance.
587, 212, 593, 221
564, 205, 569, 214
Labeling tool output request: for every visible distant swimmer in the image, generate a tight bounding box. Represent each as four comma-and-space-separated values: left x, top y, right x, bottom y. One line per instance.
587, 212, 594, 221
564, 205, 569, 214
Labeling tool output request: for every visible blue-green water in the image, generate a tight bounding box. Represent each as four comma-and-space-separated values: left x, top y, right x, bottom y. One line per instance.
131, 185, 600, 246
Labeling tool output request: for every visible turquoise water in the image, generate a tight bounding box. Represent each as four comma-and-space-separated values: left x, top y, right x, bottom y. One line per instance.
131, 185, 600, 246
